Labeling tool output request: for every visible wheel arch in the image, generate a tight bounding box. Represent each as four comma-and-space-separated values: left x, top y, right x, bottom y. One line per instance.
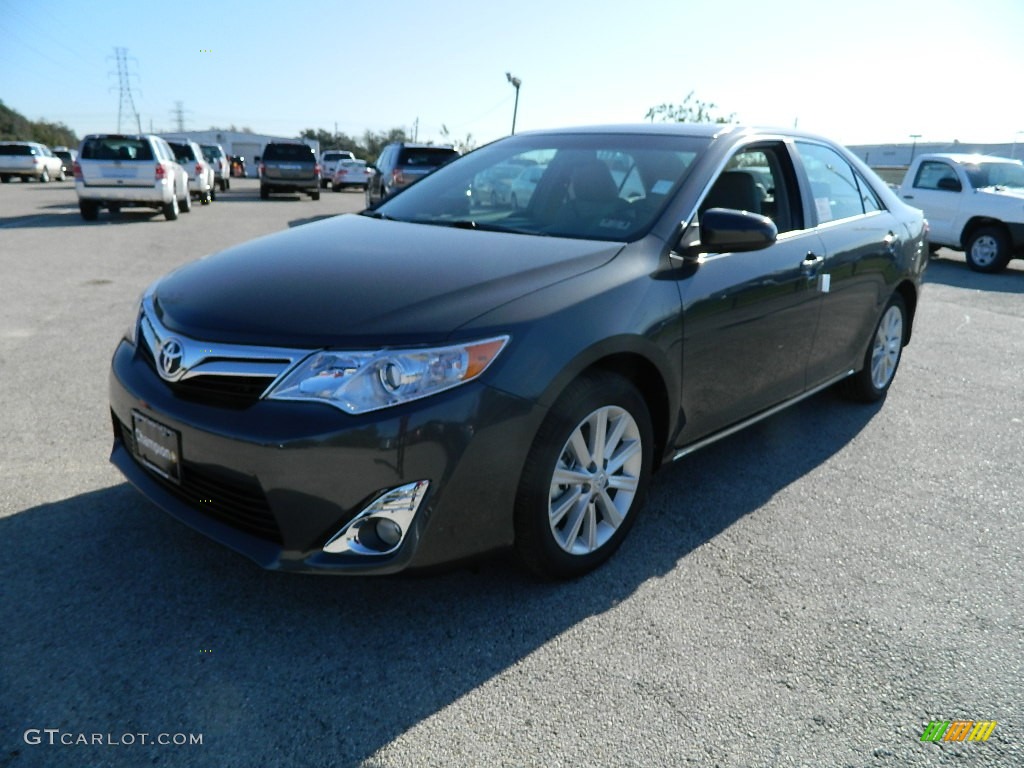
959, 216, 1008, 248
893, 279, 918, 345
532, 344, 674, 472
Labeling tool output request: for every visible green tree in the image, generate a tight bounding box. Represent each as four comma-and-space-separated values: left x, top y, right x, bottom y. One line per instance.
360, 128, 409, 160
645, 91, 735, 124
0, 99, 78, 146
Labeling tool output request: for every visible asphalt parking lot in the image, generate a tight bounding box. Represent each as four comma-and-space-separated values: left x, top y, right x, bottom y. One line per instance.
1, 178, 1021, 768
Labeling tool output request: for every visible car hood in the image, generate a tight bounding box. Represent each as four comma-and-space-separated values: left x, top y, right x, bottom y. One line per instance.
152, 214, 624, 347
977, 186, 1024, 201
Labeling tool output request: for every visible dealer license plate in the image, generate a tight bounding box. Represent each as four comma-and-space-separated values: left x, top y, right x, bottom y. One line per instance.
131, 411, 181, 484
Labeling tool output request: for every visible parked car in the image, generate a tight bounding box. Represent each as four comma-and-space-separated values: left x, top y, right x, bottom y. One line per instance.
331, 159, 370, 191
108, 124, 927, 579
167, 140, 215, 204
51, 146, 77, 179
259, 142, 320, 200
508, 164, 546, 209
201, 143, 230, 191
898, 152, 1024, 272
0, 141, 65, 182
75, 134, 191, 221
366, 142, 459, 205
320, 150, 356, 188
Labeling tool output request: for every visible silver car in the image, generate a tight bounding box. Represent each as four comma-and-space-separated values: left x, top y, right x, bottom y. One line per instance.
0, 141, 65, 183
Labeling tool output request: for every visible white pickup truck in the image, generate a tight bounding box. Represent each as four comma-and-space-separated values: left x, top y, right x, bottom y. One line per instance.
898, 153, 1024, 272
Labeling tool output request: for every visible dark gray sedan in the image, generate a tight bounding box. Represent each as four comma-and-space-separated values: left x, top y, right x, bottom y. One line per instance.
108, 124, 928, 578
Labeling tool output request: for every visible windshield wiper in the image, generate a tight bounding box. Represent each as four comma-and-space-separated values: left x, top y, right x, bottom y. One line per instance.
443, 220, 546, 236
360, 210, 397, 220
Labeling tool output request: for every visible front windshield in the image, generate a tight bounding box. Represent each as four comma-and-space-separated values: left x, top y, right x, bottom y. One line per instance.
963, 161, 1024, 190
370, 133, 706, 241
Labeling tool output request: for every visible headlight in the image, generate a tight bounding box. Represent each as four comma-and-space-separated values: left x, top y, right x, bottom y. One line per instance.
266, 336, 509, 414
124, 289, 148, 345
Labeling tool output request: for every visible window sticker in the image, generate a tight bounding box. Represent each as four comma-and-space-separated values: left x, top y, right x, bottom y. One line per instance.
815, 197, 832, 222
651, 180, 674, 195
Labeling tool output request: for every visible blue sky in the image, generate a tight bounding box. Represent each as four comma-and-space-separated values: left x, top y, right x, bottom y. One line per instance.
2, 0, 1022, 149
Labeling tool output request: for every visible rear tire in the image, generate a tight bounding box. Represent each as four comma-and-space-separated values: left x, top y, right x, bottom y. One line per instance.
311, 190, 320, 201
260, 185, 269, 200
163, 194, 179, 221
965, 226, 1011, 273
514, 372, 653, 579
840, 293, 906, 402
39, 169, 50, 183
219, 178, 227, 192
79, 200, 99, 221
209, 186, 216, 202
0, 175, 9, 183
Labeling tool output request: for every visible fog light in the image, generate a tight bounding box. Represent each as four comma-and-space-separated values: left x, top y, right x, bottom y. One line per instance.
322, 480, 430, 556
375, 518, 403, 547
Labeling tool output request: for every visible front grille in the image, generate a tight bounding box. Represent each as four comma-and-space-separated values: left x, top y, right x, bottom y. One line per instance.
137, 324, 294, 409
116, 417, 283, 544
170, 373, 276, 408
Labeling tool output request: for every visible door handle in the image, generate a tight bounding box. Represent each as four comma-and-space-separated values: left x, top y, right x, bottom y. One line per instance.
801, 252, 824, 271
902, 194, 914, 200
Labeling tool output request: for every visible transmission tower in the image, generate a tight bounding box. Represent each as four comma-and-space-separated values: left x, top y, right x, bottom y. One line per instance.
108, 47, 142, 134
171, 101, 188, 132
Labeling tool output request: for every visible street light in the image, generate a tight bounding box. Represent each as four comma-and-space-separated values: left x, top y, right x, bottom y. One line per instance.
909, 134, 922, 164
506, 72, 521, 136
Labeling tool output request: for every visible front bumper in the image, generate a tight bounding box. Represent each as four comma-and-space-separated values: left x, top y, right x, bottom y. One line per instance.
109, 340, 542, 573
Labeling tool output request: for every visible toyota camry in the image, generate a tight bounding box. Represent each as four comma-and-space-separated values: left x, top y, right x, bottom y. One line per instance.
109, 124, 928, 579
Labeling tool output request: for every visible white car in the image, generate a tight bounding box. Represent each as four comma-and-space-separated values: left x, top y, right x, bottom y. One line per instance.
75, 134, 191, 221
898, 153, 1024, 272
168, 139, 216, 204
0, 141, 65, 183
320, 149, 356, 188
331, 159, 369, 191
201, 143, 230, 192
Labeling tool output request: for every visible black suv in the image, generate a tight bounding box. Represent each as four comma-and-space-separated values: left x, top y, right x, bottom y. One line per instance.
259, 142, 320, 200
366, 142, 459, 205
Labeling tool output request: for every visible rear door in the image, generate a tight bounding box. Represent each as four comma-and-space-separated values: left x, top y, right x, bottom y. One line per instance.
78, 136, 157, 189
792, 140, 906, 388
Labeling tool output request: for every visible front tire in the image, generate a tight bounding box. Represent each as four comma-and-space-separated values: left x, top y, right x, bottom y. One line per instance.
39, 169, 50, 183
260, 185, 269, 200
180, 189, 192, 213
514, 372, 653, 579
840, 293, 906, 402
965, 226, 1011, 273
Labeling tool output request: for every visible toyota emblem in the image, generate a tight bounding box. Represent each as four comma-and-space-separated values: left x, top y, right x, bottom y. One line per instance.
158, 338, 185, 380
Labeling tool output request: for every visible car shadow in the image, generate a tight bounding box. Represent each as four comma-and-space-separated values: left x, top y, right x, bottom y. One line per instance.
925, 253, 1024, 293
0, 389, 878, 766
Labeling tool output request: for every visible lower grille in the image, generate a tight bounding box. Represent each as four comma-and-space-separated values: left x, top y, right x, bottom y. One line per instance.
116, 417, 283, 544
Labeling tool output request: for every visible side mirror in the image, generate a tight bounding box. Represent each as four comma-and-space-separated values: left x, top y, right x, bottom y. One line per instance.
696, 208, 778, 253
936, 176, 962, 192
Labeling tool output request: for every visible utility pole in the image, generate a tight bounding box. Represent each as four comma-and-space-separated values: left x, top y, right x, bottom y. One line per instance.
412, 117, 419, 142
108, 47, 142, 134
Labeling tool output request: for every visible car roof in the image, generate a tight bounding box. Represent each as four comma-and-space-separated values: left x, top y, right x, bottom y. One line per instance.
917, 152, 1021, 165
